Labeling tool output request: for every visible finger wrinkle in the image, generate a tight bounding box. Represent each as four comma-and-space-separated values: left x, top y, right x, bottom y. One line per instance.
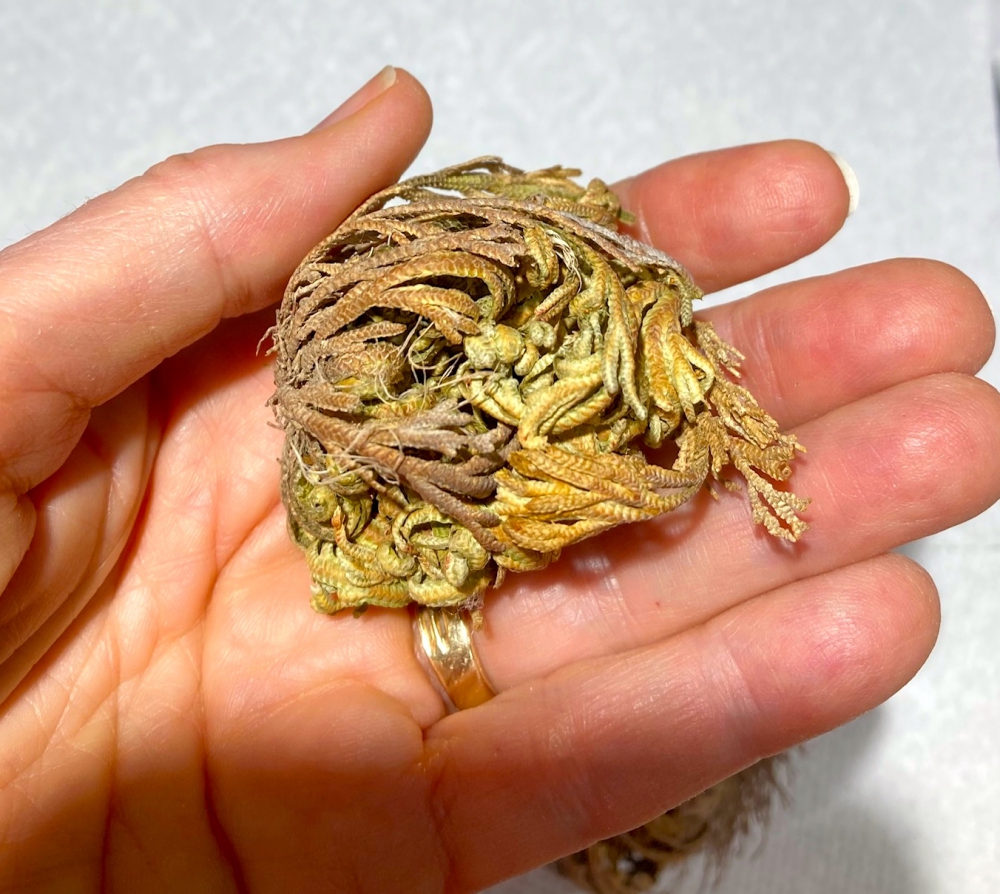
135, 148, 238, 323
0, 446, 111, 661
0, 493, 36, 595
698, 616, 780, 758
707, 575, 877, 752
141, 146, 299, 323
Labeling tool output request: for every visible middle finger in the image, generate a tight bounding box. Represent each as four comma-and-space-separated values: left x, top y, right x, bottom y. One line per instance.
700, 258, 993, 429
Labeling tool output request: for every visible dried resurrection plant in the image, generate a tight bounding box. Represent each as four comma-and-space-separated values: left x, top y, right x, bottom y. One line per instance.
270, 157, 808, 614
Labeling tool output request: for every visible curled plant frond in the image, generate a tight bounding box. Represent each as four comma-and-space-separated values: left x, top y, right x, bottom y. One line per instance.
554, 757, 790, 894
270, 157, 808, 612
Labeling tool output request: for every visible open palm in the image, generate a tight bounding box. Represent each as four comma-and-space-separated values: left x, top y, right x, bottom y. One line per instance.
0, 70, 996, 893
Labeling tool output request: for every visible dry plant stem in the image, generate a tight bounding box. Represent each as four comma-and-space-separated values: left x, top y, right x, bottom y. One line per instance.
270, 157, 808, 613
555, 757, 789, 894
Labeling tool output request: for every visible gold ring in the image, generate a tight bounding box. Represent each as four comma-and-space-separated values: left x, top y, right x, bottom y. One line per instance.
414, 607, 495, 711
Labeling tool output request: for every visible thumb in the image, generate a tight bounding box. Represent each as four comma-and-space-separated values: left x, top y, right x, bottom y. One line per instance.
0, 66, 433, 492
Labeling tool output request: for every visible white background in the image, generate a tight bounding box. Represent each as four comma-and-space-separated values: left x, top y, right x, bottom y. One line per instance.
2, 2, 998, 891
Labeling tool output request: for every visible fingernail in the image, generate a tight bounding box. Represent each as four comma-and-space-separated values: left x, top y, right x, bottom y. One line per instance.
312, 66, 397, 131
827, 151, 859, 216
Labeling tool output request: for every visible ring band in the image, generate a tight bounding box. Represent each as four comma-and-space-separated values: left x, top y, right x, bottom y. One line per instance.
414, 607, 495, 711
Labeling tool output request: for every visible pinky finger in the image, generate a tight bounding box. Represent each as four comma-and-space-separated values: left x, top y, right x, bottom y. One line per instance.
426, 553, 939, 892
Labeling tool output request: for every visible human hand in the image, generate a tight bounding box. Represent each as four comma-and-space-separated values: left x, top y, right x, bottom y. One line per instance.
0, 68, 995, 892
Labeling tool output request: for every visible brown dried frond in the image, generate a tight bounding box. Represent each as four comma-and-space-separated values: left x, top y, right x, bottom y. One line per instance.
555, 757, 790, 894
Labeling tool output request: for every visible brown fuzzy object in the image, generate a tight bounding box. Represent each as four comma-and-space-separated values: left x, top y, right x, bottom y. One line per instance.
555, 758, 789, 893
268, 158, 807, 614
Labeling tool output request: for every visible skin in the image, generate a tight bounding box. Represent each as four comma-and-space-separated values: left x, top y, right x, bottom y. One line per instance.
0, 68, 996, 893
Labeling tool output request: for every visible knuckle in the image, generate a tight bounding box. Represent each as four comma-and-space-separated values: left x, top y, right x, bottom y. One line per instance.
141, 144, 229, 192
134, 146, 237, 308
